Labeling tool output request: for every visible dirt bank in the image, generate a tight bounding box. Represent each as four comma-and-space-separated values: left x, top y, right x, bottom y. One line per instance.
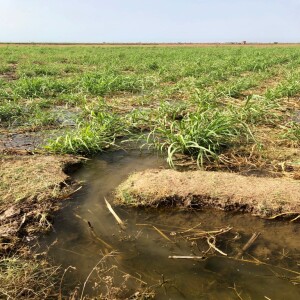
0, 153, 81, 253
115, 169, 300, 218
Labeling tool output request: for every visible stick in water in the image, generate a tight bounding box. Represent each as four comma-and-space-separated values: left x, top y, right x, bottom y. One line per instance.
207, 236, 227, 256
169, 256, 206, 260
104, 197, 126, 230
152, 226, 172, 242
236, 232, 260, 259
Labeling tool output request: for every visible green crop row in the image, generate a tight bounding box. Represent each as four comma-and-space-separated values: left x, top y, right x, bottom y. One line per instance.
1, 45, 299, 165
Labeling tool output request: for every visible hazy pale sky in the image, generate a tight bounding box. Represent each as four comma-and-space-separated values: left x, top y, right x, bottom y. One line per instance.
1, 0, 299, 43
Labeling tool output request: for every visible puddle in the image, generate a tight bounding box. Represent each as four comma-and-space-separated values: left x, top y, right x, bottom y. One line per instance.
0, 132, 43, 151
0, 128, 66, 151
40, 151, 300, 299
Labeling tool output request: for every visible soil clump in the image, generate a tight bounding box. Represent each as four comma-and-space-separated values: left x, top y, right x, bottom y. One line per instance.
116, 169, 300, 218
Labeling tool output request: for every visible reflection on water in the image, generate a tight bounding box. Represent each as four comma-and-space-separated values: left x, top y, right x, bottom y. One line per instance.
41, 151, 300, 299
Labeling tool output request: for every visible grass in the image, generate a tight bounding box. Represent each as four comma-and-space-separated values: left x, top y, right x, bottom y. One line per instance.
46, 104, 124, 154
146, 107, 252, 167
1, 44, 300, 299
1, 45, 299, 164
282, 122, 300, 143
0, 256, 58, 300
0, 155, 76, 206
0, 155, 81, 299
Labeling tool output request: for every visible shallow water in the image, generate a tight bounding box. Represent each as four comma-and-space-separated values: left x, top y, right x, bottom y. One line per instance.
41, 151, 300, 299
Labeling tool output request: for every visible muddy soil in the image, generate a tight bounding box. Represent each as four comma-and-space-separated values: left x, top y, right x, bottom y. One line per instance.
116, 169, 300, 218
0, 132, 44, 151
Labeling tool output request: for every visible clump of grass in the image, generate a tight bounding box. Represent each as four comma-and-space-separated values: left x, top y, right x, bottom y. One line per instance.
46, 109, 124, 154
0, 101, 23, 124
0, 64, 14, 75
0, 101, 64, 128
0, 256, 59, 300
282, 122, 300, 143
265, 76, 300, 99
238, 95, 280, 125
146, 107, 252, 167
80, 73, 149, 96
12, 77, 74, 98
157, 101, 189, 121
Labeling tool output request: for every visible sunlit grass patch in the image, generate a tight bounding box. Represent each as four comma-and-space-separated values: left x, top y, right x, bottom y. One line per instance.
0, 45, 299, 165
145, 107, 253, 167
265, 73, 300, 99
11, 77, 76, 98
80, 72, 157, 96
46, 109, 124, 154
282, 122, 300, 143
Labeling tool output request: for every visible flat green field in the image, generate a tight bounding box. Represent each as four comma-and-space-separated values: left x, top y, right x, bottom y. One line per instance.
1, 45, 300, 171
0, 44, 300, 299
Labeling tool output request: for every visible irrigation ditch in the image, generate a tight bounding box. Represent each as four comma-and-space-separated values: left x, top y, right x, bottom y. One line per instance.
1, 45, 300, 299
1, 148, 299, 299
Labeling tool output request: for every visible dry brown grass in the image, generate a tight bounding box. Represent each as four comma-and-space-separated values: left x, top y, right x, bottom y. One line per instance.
0, 154, 79, 205
0, 154, 81, 253
0, 154, 81, 300
0, 255, 59, 299
116, 169, 300, 217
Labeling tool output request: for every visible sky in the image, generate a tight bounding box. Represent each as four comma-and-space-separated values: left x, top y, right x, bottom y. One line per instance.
0, 0, 299, 43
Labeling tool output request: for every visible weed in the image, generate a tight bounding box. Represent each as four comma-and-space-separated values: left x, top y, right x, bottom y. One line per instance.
146, 107, 252, 167
282, 122, 300, 143
46, 109, 124, 154
0, 256, 58, 299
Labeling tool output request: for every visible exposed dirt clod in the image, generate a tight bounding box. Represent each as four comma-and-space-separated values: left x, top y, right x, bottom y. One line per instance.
0, 154, 81, 253
115, 169, 300, 218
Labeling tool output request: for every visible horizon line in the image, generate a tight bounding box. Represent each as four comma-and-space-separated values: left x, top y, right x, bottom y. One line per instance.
1, 42, 300, 45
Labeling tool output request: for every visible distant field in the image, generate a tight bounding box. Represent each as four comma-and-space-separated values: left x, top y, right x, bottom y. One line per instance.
0, 45, 299, 171
1, 42, 300, 47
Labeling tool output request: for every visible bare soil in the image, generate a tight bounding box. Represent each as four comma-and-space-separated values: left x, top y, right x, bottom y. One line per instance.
115, 169, 300, 218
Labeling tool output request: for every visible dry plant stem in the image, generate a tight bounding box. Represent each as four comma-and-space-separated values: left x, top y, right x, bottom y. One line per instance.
104, 197, 126, 230
80, 252, 115, 300
62, 186, 82, 199
87, 221, 113, 250
152, 226, 172, 242
207, 236, 228, 256
179, 222, 202, 233
267, 212, 300, 220
168, 255, 206, 260
136, 223, 191, 231
290, 215, 300, 222
186, 227, 232, 240
236, 232, 260, 259
229, 283, 245, 300
59, 266, 76, 300
74, 214, 113, 249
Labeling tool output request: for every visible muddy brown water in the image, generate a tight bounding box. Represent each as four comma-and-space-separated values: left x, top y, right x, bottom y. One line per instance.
40, 151, 300, 299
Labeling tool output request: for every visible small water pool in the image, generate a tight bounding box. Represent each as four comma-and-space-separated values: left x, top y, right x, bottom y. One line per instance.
40, 150, 300, 299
